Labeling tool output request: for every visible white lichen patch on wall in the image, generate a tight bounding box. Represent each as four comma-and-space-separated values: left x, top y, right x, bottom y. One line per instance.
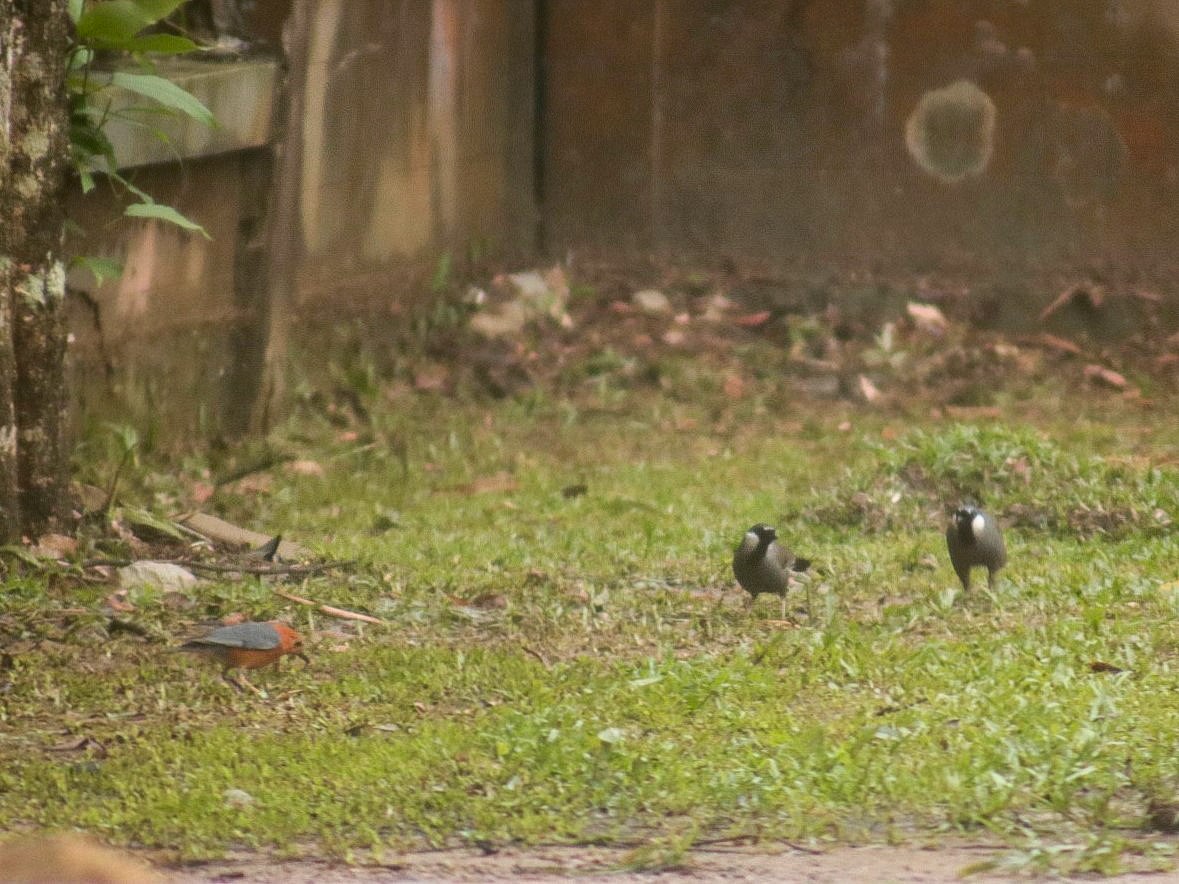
14, 260, 66, 307
20, 126, 50, 161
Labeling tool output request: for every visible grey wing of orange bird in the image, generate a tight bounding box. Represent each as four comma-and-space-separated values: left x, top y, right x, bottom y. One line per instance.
181, 622, 282, 652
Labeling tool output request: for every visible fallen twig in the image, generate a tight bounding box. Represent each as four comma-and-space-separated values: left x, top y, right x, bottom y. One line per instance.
81, 557, 352, 577
272, 589, 385, 624
522, 646, 552, 670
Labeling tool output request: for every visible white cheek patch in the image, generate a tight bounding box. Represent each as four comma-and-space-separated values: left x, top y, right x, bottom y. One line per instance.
971, 513, 986, 538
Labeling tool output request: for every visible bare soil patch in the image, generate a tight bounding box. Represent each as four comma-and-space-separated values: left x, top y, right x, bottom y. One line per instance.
172, 842, 1171, 882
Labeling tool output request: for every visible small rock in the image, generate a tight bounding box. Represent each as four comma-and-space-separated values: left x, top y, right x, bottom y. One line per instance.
30, 533, 78, 560
906, 301, 949, 336
469, 300, 528, 338
286, 459, 325, 477
117, 562, 199, 593
632, 289, 672, 315
223, 788, 255, 809
698, 293, 734, 322
661, 328, 687, 346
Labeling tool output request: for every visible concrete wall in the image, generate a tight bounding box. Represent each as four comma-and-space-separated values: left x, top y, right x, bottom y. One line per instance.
67, 0, 537, 441
293, 0, 536, 299
69, 0, 1179, 443
542, 0, 1179, 275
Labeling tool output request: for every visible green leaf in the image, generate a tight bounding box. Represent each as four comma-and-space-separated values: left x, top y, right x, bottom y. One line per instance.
67, 46, 94, 71
110, 71, 216, 127
132, 0, 189, 21
70, 123, 116, 162
72, 256, 124, 286
125, 201, 211, 238
75, 2, 154, 45
68, 0, 85, 24
75, 0, 189, 45
124, 33, 199, 55
431, 252, 452, 292
119, 505, 186, 542
78, 167, 96, 193
106, 421, 140, 453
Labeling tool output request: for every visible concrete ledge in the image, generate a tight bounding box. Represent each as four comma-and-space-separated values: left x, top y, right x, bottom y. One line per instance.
100, 57, 279, 169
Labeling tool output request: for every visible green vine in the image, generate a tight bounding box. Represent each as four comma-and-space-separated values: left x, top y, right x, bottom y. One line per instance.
67, 0, 215, 281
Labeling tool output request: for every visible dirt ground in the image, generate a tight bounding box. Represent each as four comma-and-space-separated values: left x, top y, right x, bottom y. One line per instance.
171, 843, 1177, 882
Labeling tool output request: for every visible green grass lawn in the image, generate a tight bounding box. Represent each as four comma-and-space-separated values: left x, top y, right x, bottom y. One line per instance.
3, 377, 1179, 874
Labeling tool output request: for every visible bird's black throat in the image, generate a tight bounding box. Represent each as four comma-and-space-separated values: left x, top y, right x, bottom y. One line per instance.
956, 514, 976, 545
751, 534, 773, 563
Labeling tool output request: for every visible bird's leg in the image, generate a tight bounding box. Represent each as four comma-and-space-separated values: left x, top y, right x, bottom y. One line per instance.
219, 666, 245, 693
223, 669, 264, 697
779, 593, 787, 620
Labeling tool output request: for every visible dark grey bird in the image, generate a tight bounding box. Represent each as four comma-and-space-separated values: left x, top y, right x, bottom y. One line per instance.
945, 505, 1006, 591
732, 523, 812, 618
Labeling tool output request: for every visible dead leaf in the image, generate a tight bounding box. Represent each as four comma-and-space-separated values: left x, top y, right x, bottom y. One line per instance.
233, 474, 273, 495
73, 483, 108, 513
1089, 660, 1125, 673
1083, 364, 1127, 389
734, 310, 772, 327
221, 612, 248, 626
469, 592, 507, 609
413, 365, 450, 392
31, 533, 77, 559
944, 405, 1002, 420
723, 373, 746, 399
1040, 284, 1104, 320
104, 590, 135, 613
858, 374, 882, 404
1131, 287, 1162, 303
561, 483, 588, 498
287, 460, 325, 478
1005, 455, 1033, 483
48, 735, 107, 756
662, 329, 687, 346
461, 472, 518, 495
906, 301, 948, 335
190, 481, 215, 504
1031, 333, 1083, 356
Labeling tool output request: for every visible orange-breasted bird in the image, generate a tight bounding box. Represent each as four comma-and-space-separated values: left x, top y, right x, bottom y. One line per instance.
176, 620, 308, 694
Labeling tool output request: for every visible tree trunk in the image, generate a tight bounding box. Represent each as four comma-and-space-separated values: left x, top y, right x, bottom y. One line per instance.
0, 0, 73, 542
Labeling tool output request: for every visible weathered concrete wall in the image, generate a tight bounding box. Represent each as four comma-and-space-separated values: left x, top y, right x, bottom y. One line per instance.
67, 1, 537, 442
293, 0, 536, 299
542, 0, 1179, 276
